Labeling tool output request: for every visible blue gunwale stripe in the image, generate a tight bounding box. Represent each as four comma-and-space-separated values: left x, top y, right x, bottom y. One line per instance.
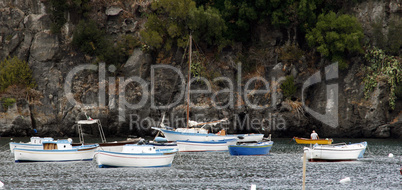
98, 164, 172, 168
15, 158, 93, 163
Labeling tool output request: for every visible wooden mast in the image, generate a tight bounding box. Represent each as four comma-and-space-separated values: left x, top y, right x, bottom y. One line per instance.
186, 34, 192, 128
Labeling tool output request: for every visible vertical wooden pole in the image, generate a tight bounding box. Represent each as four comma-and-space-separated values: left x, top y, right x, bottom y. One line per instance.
302, 152, 307, 190
186, 35, 192, 128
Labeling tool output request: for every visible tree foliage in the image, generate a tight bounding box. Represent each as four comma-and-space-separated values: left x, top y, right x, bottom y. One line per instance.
306, 11, 364, 68
48, 0, 68, 34
72, 20, 141, 67
140, 0, 227, 51
47, 0, 92, 34
72, 20, 107, 56
0, 56, 36, 92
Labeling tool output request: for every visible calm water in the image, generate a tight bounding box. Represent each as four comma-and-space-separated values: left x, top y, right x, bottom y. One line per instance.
0, 137, 401, 189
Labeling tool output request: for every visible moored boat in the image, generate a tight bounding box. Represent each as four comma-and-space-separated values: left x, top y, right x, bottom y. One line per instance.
293, 137, 333, 144
152, 127, 263, 142
229, 141, 274, 156
14, 139, 98, 162
96, 145, 178, 168
176, 139, 237, 152
9, 137, 54, 153
303, 142, 366, 162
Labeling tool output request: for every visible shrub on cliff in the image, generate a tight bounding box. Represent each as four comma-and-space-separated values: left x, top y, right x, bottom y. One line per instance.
281, 75, 297, 100
72, 20, 107, 56
1, 97, 16, 110
363, 46, 401, 109
140, 0, 227, 51
72, 20, 140, 67
306, 11, 364, 69
0, 56, 36, 92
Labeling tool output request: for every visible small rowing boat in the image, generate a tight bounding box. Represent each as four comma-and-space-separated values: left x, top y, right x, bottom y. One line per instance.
293, 137, 333, 144
96, 145, 178, 168
303, 142, 367, 162
229, 141, 274, 156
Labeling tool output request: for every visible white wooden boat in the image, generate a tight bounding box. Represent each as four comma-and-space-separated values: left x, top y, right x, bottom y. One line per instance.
14, 139, 98, 162
9, 137, 54, 153
176, 139, 237, 152
96, 145, 178, 168
303, 142, 367, 162
152, 127, 263, 142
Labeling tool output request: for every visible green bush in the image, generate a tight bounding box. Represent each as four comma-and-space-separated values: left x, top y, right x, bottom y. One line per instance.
102, 35, 142, 66
279, 44, 304, 64
1, 97, 16, 110
73, 20, 141, 67
306, 11, 364, 68
363, 46, 401, 109
0, 56, 36, 92
140, 0, 227, 51
72, 20, 107, 56
281, 75, 297, 99
47, 0, 68, 34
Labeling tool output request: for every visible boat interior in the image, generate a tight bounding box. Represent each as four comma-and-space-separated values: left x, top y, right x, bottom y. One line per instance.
43, 143, 58, 150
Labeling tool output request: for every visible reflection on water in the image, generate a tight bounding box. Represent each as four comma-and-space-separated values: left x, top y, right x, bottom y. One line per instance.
0, 138, 401, 189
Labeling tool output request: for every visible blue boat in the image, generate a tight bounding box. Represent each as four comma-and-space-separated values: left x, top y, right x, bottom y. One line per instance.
229, 141, 274, 156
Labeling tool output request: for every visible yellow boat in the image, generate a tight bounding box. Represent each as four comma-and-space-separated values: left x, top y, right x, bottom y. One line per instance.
293, 137, 333, 144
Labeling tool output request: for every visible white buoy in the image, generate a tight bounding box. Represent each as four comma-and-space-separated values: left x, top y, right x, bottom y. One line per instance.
388, 153, 394, 158
250, 184, 256, 190
0, 180, 4, 189
339, 177, 351, 184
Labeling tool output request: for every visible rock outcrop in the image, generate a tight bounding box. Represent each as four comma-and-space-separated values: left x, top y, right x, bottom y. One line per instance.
0, 0, 400, 138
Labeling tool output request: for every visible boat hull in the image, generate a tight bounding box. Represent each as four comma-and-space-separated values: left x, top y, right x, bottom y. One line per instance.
294, 137, 332, 144
96, 149, 177, 168
153, 127, 263, 142
9, 142, 43, 154
14, 145, 98, 162
229, 141, 274, 156
304, 142, 366, 162
176, 139, 237, 152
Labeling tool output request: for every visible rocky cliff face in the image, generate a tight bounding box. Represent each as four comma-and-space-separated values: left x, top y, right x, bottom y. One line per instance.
0, 0, 401, 138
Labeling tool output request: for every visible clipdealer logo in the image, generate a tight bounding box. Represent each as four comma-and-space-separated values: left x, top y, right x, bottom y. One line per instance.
63, 62, 338, 129
301, 62, 339, 128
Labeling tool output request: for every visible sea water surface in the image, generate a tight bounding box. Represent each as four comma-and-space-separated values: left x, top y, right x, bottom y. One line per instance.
0, 137, 401, 189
